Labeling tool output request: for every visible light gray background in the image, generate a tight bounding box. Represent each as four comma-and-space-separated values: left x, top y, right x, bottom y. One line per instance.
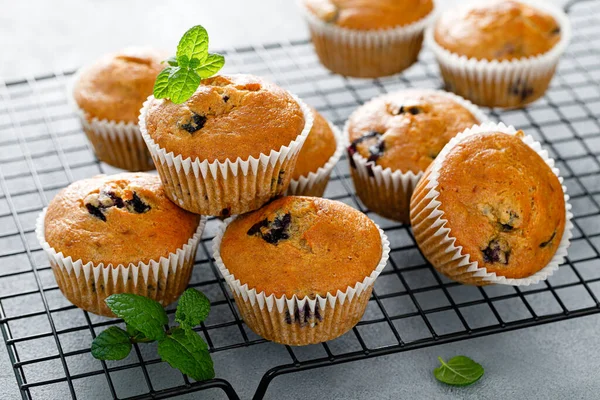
2, 0, 600, 399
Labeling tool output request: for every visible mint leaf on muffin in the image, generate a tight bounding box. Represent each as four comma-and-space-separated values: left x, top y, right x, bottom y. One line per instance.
105, 293, 168, 341
176, 288, 211, 329
91, 289, 215, 381
434, 356, 484, 386
90, 326, 132, 360
157, 328, 214, 381
153, 25, 225, 104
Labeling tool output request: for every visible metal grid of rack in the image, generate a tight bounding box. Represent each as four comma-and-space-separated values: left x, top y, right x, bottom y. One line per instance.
1, 1, 600, 398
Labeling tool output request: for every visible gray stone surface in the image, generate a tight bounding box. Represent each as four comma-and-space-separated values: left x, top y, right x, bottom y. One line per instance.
2, 0, 599, 400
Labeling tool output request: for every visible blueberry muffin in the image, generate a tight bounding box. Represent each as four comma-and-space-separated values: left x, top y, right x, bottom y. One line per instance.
346, 89, 485, 223
36, 173, 204, 316
411, 126, 571, 285
288, 108, 342, 196
72, 47, 165, 170
213, 196, 389, 345
140, 74, 312, 217
428, 0, 570, 108
301, 0, 435, 77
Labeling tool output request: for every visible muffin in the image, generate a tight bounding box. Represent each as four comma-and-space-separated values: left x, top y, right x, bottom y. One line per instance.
410, 123, 573, 286
35, 173, 205, 316
72, 47, 165, 171
287, 108, 344, 196
427, 0, 570, 108
345, 89, 486, 223
300, 0, 435, 78
213, 196, 390, 345
140, 74, 313, 217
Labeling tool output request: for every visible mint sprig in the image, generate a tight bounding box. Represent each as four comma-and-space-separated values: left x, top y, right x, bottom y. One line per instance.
153, 25, 225, 104
91, 289, 215, 382
434, 356, 484, 386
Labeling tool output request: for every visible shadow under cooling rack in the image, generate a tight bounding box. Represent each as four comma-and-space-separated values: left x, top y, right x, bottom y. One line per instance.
2, 1, 600, 399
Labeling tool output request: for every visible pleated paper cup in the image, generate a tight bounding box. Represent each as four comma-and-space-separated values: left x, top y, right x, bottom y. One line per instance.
426, 0, 571, 108
212, 217, 390, 346
299, 2, 435, 78
345, 90, 488, 224
35, 209, 205, 317
286, 122, 344, 197
68, 72, 155, 171
410, 122, 573, 286
139, 95, 314, 217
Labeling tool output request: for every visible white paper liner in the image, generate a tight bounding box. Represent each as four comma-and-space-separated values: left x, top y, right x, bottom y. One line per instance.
67, 71, 155, 171
426, 0, 571, 108
35, 208, 206, 316
212, 216, 390, 345
139, 92, 314, 216
344, 89, 489, 223
410, 122, 573, 286
299, 0, 436, 77
287, 122, 344, 197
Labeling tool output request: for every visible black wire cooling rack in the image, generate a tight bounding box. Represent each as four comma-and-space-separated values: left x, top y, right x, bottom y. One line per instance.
1, 1, 600, 399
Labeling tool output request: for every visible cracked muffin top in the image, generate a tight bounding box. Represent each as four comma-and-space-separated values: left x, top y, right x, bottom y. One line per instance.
144, 74, 306, 162
44, 173, 201, 266
73, 47, 165, 123
347, 90, 480, 174
292, 108, 337, 180
303, 0, 433, 30
434, 1, 561, 61
435, 131, 566, 279
220, 196, 382, 298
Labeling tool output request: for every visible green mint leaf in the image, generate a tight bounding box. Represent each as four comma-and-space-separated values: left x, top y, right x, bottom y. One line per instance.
434, 356, 484, 386
197, 53, 225, 79
105, 294, 168, 341
167, 68, 201, 104
176, 288, 211, 329
91, 326, 132, 360
188, 58, 201, 70
177, 25, 209, 64
158, 327, 214, 381
153, 67, 177, 99
178, 55, 191, 68
165, 56, 178, 67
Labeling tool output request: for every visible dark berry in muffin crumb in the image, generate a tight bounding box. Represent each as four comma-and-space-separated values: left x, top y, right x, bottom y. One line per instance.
180, 112, 207, 133
482, 238, 510, 265
247, 212, 292, 244
84, 188, 151, 221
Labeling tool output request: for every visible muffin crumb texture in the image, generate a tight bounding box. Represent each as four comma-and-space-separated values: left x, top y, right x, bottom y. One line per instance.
347, 90, 480, 173
145, 74, 305, 162
220, 196, 382, 298
434, 0, 561, 61
44, 173, 201, 266
74, 47, 165, 123
436, 132, 566, 279
304, 0, 434, 29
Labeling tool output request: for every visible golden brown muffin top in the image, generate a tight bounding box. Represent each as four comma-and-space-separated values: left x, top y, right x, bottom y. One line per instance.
44, 173, 201, 266
436, 132, 566, 279
434, 1, 561, 61
304, 0, 433, 30
73, 47, 165, 123
292, 108, 337, 180
220, 196, 382, 298
347, 90, 480, 174
145, 74, 306, 163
